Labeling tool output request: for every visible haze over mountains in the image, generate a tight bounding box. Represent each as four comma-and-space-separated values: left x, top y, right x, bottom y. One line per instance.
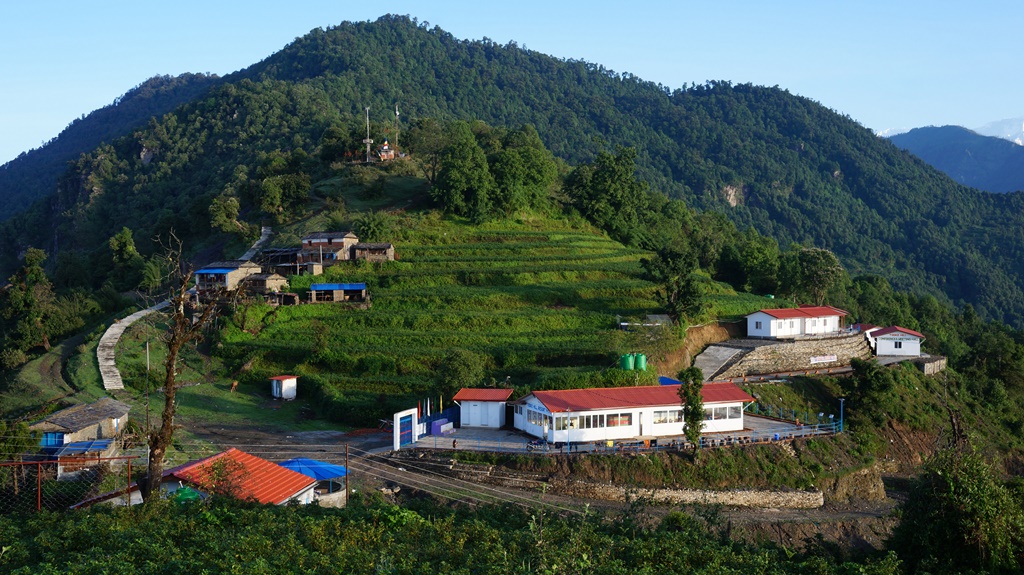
889, 125, 1024, 193
4, 15, 1024, 327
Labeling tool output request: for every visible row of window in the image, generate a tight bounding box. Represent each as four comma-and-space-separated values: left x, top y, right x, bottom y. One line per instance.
753, 319, 830, 330
705, 406, 743, 420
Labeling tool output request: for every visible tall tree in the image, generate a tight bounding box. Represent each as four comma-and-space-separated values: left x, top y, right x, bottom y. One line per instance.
433, 121, 493, 221
565, 147, 650, 245
1, 248, 56, 353
677, 367, 704, 459
141, 237, 218, 502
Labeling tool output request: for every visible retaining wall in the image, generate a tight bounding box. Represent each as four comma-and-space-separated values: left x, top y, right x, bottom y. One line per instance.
718, 334, 871, 379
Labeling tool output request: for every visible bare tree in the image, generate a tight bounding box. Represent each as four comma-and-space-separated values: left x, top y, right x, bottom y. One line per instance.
140, 235, 219, 502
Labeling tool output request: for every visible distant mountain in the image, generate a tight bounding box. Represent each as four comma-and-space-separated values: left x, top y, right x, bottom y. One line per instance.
889, 125, 1024, 193
7, 15, 1024, 327
0, 73, 220, 222
974, 117, 1024, 145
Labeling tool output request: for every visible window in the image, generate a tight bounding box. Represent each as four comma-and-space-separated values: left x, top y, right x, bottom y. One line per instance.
607, 413, 632, 427
755, 321, 762, 330
823, 319, 828, 327
810, 319, 817, 327
789, 320, 795, 328
894, 341, 903, 349
728, 406, 742, 419
654, 410, 683, 424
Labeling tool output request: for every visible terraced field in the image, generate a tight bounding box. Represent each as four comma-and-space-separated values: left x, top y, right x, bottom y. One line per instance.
216, 217, 663, 425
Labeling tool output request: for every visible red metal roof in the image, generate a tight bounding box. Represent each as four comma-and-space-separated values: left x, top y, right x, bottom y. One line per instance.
453, 388, 514, 402
527, 382, 754, 413
172, 448, 315, 505
269, 375, 298, 380
755, 306, 848, 320
873, 326, 925, 339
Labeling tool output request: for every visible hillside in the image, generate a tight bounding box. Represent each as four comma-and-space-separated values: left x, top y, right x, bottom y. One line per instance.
0, 73, 220, 222
6, 16, 1024, 327
889, 125, 1024, 193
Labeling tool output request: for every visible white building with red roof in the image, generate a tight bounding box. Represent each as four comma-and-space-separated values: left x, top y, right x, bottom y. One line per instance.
746, 305, 848, 339
512, 382, 754, 444
453, 388, 514, 428
872, 326, 924, 356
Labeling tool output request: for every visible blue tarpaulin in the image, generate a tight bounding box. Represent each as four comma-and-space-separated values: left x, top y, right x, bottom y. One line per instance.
195, 268, 234, 274
658, 376, 681, 386
310, 283, 366, 291
278, 458, 348, 480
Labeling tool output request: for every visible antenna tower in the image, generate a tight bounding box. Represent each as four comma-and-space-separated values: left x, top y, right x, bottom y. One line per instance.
362, 107, 373, 163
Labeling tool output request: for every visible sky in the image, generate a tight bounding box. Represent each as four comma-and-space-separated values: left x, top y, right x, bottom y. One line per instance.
2, 0, 1022, 164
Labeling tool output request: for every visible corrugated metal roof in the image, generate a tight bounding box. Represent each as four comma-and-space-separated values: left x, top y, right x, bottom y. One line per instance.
303, 231, 357, 240
354, 243, 394, 249
172, 448, 315, 505
31, 398, 130, 433
195, 268, 234, 274
753, 306, 848, 320
527, 382, 754, 413
873, 326, 925, 339
453, 388, 514, 402
269, 375, 298, 381
310, 283, 366, 291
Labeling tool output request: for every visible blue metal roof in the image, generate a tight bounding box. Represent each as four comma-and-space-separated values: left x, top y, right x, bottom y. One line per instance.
310, 283, 366, 291
196, 268, 234, 274
46, 439, 114, 457
658, 376, 681, 386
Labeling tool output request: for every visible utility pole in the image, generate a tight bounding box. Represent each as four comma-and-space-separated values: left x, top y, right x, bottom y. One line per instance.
344, 443, 350, 506
362, 107, 373, 163
394, 103, 400, 150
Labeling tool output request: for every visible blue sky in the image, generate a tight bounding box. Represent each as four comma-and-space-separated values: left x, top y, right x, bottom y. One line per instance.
2, 0, 1021, 164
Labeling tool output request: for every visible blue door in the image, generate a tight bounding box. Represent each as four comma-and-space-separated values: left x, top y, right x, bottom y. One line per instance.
399, 415, 413, 446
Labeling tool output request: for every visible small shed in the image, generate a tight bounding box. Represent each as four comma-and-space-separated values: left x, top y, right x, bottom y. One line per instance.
308, 283, 367, 303
453, 388, 514, 428
353, 243, 395, 262
873, 326, 924, 356
242, 273, 288, 295
31, 397, 131, 447
270, 375, 298, 400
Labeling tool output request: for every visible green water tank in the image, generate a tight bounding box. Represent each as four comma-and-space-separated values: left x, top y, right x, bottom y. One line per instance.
620, 354, 635, 371
636, 353, 647, 371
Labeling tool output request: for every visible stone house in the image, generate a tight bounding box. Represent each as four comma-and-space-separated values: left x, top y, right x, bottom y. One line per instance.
31, 397, 131, 447
194, 260, 262, 296
300, 232, 359, 264
353, 242, 395, 262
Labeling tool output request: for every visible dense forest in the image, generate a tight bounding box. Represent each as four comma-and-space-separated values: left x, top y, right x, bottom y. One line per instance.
4, 16, 1024, 327
0, 73, 220, 222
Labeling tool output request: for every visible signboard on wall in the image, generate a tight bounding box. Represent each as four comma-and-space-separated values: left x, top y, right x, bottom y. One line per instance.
810, 355, 838, 364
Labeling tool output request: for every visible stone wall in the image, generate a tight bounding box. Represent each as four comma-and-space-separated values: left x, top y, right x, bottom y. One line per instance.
549, 479, 824, 508
718, 334, 871, 379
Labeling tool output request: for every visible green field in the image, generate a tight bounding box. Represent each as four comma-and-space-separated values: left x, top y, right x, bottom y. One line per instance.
211, 213, 671, 426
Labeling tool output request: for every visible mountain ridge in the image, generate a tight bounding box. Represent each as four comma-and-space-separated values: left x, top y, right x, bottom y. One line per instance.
5, 15, 1024, 326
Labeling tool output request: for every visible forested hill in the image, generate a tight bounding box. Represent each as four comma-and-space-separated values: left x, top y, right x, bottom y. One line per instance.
0, 73, 220, 221
6, 15, 1024, 326
889, 125, 1024, 193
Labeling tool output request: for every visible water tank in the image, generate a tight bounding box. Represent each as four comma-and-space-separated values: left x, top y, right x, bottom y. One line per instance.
620, 354, 635, 371
635, 353, 647, 371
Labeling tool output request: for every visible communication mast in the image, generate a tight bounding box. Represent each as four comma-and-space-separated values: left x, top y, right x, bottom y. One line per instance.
394, 103, 400, 150
362, 107, 373, 163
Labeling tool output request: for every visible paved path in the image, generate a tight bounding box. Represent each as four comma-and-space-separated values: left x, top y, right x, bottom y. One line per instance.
693, 345, 743, 381
239, 226, 272, 260
97, 228, 272, 391
97, 301, 169, 390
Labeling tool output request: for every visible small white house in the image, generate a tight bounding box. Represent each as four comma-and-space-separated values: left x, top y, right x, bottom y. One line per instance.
873, 326, 924, 356
453, 388, 513, 428
270, 375, 298, 400
746, 305, 848, 339
512, 382, 754, 444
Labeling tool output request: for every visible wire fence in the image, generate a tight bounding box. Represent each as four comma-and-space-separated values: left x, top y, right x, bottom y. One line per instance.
0, 456, 140, 513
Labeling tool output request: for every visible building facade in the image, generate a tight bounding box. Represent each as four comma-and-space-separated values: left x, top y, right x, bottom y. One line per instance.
512, 383, 754, 444
746, 306, 848, 339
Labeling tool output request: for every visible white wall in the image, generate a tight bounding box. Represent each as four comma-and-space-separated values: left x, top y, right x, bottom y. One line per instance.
803, 314, 840, 336
876, 334, 921, 356
747, 312, 775, 338
514, 396, 747, 443
460, 401, 505, 427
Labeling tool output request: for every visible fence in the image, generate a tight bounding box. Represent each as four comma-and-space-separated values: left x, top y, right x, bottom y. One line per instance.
0, 456, 139, 514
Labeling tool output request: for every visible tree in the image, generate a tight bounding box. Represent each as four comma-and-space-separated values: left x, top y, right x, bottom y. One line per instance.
433, 121, 493, 220
889, 440, 1024, 573
436, 348, 487, 399
781, 247, 846, 305
353, 210, 394, 243
407, 117, 446, 186
1, 247, 56, 353
108, 227, 144, 290
564, 147, 650, 245
140, 237, 219, 502
677, 367, 704, 458
642, 246, 705, 323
